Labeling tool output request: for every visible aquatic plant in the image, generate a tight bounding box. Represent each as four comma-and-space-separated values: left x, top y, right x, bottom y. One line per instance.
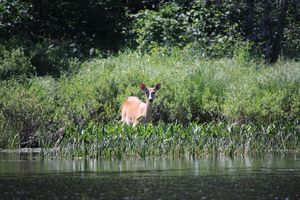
48, 122, 299, 159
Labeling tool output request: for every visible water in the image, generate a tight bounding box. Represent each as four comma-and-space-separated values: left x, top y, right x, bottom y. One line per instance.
0, 151, 300, 199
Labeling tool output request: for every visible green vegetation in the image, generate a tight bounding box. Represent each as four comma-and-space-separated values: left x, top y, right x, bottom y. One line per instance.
1, 0, 300, 68
1, 1, 300, 158
1, 48, 299, 157
54, 122, 299, 159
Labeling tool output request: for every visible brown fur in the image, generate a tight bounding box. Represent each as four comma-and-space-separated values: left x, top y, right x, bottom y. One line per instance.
121, 83, 160, 126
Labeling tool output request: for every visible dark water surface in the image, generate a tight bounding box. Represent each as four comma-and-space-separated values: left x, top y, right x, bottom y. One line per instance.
0, 152, 299, 199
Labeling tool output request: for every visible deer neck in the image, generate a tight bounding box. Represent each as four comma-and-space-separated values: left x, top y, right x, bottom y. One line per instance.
144, 99, 153, 121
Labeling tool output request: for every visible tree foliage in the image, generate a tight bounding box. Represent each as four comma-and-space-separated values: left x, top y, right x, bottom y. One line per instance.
0, 0, 129, 53
0, 0, 300, 79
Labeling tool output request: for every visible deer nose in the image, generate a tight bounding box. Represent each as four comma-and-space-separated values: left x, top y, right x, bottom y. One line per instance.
148, 93, 154, 102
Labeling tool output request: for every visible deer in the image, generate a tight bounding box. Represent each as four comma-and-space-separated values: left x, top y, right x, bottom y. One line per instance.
121, 83, 161, 126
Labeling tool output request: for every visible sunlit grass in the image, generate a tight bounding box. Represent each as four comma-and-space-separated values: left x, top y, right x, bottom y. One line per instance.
49, 122, 299, 159
1, 48, 300, 158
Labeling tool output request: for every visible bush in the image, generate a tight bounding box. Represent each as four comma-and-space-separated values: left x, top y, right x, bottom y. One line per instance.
131, 1, 243, 57
30, 41, 81, 77
131, 2, 190, 52
55, 60, 120, 127
187, 0, 242, 57
0, 47, 35, 80
0, 40, 82, 80
0, 78, 59, 148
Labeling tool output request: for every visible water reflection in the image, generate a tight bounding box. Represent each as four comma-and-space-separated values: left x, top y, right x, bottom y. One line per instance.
0, 151, 300, 199
1, 152, 300, 175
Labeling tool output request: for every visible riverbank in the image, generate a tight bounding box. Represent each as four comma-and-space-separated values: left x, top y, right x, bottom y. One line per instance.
2, 121, 299, 159
0, 49, 299, 157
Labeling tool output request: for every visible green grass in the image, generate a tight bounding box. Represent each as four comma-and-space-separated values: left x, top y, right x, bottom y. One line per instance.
0, 48, 300, 158
49, 122, 299, 159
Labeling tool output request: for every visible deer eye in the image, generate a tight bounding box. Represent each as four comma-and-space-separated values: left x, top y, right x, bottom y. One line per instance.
152, 92, 156, 95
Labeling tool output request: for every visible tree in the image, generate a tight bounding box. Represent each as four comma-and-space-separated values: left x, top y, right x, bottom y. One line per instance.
270, 0, 291, 63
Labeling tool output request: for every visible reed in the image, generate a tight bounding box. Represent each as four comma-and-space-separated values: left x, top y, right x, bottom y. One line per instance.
48, 122, 299, 159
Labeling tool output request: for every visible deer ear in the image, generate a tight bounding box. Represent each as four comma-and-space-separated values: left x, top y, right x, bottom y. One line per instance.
139, 83, 146, 90
155, 83, 161, 90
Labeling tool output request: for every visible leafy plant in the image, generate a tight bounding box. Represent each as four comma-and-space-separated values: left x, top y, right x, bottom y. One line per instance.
0, 49, 299, 151
131, 2, 190, 52
0, 47, 35, 80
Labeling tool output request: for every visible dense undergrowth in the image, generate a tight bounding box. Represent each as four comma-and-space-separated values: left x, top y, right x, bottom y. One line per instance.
0, 48, 299, 157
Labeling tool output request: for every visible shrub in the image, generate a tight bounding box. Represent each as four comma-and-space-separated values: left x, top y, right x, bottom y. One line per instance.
222, 60, 300, 124
30, 41, 81, 77
131, 1, 243, 58
187, 0, 241, 57
0, 78, 59, 148
0, 47, 35, 80
131, 2, 190, 52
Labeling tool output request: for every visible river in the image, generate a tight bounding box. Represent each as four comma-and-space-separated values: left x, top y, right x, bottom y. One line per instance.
0, 151, 299, 199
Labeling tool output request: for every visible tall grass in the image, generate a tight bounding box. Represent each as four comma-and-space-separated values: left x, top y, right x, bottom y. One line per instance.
51, 122, 299, 159
0, 48, 299, 157
51, 48, 300, 125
